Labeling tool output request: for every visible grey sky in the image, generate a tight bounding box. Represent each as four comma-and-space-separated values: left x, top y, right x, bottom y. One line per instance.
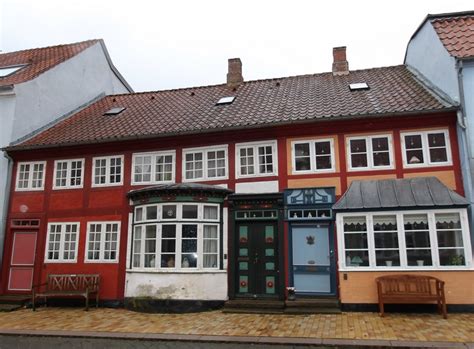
1, 0, 472, 92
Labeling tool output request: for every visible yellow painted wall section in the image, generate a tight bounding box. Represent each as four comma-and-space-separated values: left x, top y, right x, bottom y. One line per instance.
286, 135, 339, 175
347, 174, 397, 187
288, 177, 342, 195
339, 271, 474, 304
403, 171, 456, 190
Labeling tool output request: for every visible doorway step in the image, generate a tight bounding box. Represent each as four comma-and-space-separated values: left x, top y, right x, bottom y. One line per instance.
0, 295, 30, 312
223, 299, 285, 314
284, 297, 341, 314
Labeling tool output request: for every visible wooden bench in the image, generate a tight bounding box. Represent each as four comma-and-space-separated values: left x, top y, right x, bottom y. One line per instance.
376, 274, 447, 318
32, 274, 100, 311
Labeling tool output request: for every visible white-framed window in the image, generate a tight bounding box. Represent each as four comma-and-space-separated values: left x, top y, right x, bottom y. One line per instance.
183, 145, 228, 181
346, 135, 393, 171
45, 222, 80, 263
292, 139, 335, 173
53, 159, 84, 189
92, 155, 123, 187
15, 161, 46, 191
401, 129, 452, 167
85, 222, 121, 262
236, 140, 278, 178
131, 203, 220, 270
132, 151, 175, 185
337, 209, 472, 270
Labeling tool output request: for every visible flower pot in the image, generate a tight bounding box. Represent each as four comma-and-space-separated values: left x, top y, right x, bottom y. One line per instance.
416, 260, 424, 266
385, 260, 393, 267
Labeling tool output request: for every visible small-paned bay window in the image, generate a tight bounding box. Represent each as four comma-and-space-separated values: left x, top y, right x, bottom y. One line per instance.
183, 145, 228, 181
236, 141, 278, 177
401, 130, 451, 167
16, 161, 46, 191
347, 135, 393, 170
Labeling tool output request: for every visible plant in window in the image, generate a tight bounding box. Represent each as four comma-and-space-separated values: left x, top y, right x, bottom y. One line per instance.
449, 254, 464, 266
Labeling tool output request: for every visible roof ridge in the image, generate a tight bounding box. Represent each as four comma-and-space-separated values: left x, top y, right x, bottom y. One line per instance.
0, 39, 101, 57
428, 11, 474, 21
109, 64, 407, 97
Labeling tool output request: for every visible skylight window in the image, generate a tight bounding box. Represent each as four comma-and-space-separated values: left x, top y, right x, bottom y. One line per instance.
216, 96, 235, 105
0, 65, 26, 78
349, 82, 370, 91
103, 107, 126, 116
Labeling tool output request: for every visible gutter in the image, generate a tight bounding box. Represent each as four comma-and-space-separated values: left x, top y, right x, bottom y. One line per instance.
0, 152, 14, 267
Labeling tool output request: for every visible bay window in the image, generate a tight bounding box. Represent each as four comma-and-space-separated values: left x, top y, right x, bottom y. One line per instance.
401, 129, 451, 167
347, 135, 393, 170
131, 203, 220, 270
338, 209, 472, 269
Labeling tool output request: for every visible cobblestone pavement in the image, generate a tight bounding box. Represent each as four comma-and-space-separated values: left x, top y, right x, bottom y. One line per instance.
0, 308, 472, 344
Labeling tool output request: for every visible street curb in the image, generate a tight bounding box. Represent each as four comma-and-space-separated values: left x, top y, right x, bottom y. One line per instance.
0, 329, 472, 348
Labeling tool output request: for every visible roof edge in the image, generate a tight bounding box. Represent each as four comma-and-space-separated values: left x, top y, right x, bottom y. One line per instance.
4, 106, 457, 153
97, 40, 134, 93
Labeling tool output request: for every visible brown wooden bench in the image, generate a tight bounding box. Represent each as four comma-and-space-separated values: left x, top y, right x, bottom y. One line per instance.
376, 274, 447, 318
32, 274, 100, 311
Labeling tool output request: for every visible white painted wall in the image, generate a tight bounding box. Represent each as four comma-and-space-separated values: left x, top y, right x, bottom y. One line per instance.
125, 272, 228, 300
235, 180, 279, 194
405, 22, 459, 101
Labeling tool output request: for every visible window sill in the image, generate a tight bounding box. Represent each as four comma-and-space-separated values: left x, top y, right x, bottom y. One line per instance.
339, 266, 474, 272
126, 268, 226, 274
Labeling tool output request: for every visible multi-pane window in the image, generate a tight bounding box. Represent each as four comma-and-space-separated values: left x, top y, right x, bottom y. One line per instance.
131, 203, 220, 270
53, 159, 84, 189
85, 222, 120, 262
236, 141, 277, 177
45, 223, 80, 262
347, 135, 392, 170
92, 156, 123, 187
15, 161, 46, 191
132, 151, 175, 184
401, 130, 451, 167
292, 139, 334, 173
339, 210, 472, 269
183, 146, 228, 181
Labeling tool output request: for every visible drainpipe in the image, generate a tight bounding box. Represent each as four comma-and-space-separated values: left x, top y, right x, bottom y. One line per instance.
0, 151, 13, 268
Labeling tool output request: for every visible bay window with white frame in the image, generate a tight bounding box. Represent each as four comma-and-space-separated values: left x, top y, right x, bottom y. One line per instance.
183, 145, 228, 181
401, 129, 452, 167
236, 140, 278, 177
338, 209, 472, 270
346, 135, 393, 170
292, 139, 334, 173
131, 202, 221, 271
132, 151, 175, 185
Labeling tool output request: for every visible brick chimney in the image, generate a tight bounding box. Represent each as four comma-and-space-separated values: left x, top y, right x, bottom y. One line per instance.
227, 58, 243, 88
332, 46, 349, 76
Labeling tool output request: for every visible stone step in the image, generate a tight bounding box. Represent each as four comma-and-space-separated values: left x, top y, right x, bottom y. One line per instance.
0, 295, 31, 306
285, 298, 340, 308
224, 299, 285, 309
0, 304, 22, 312
222, 307, 284, 314
284, 307, 342, 314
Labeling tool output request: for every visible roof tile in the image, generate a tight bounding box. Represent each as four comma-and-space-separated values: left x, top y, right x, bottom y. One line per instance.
431, 13, 474, 58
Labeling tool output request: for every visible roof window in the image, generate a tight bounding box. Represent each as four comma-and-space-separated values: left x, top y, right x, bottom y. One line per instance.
103, 107, 126, 116
0, 65, 26, 78
216, 96, 235, 105
349, 82, 369, 91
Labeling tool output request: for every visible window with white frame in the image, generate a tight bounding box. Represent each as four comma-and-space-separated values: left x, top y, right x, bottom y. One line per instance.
15, 161, 46, 191
131, 203, 220, 270
347, 135, 393, 170
45, 223, 80, 262
53, 159, 84, 189
92, 156, 123, 187
85, 222, 120, 262
292, 139, 334, 173
236, 141, 277, 177
339, 209, 472, 269
183, 146, 227, 181
132, 151, 175, 185
401, 130, 451, 167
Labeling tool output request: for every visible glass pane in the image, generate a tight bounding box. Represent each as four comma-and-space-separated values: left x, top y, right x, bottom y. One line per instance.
204, 206, 218, 220
405, 135, 422, 149
405, 231, 430, 248
161, 239, 175, 252
374, 232, 399, 249
135, 207, 143, 222
204, 225, 218, 239
428, 133, 446, 147
407, 249, 432, 266
404, 214, 429, 230
351, 154, 367, 168
315, 141, 330, 155
182, 205, 198, 219
182, 224, 197, 238
439, 249, 465, 266
437, 230, 464, 248
436, 213, 462, 229
344, 233, 368, 249
161, 255, 175, 268
406, 149, 424, 164
373, 215, 397, 231
429, 148, 448, 163
350, 139, 366, 152
182, 239, 197, 252
343, 216, 367, 232
295, 143, 310, 156
295, 157, 311, 171
145, 225, 156, 239
162, 225, 176, 238
373, 152, 390, 166
375, 250, 400, 267
316, 155, 331, 170
372, 137, 389, 151
162, 205, 176, 219
345, 251, 369, 267
146, 206, 157, 220
182, 254, 197, 268
203, 254, 218, 268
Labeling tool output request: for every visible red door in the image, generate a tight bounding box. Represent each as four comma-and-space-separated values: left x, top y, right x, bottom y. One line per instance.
8, 232, 37, 291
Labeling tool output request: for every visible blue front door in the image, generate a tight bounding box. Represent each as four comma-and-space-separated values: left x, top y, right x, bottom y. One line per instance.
291, 224, 335, 294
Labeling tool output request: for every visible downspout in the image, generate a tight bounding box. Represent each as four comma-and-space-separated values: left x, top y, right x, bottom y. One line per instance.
0, 151, 13, 268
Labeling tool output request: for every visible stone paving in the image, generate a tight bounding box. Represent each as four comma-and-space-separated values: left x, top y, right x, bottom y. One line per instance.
0, 308, 472, 344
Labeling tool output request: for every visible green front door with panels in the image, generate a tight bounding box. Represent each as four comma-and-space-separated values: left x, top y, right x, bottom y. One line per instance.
236, 222, 278, 297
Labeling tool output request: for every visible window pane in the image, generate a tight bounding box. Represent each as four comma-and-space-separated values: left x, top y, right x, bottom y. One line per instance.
405, 135, 422, 149
162, 205, 176, 219
146, 206, 157, 220
406, 149, 424, 164
295, 143, 310, 156
428, 133, 446, 147
204, 225, 218, 239
373, 152, 390, 166
350, 139, 366, 153
315, 141, 330, 155
204, 206, 218, 220
429, 148, 448, 163
162, 225, 176, 238
295, 157, 311, 171
375, 250, 400, 267
344, 233, 368, 249
294, 143, 311, 171
407, 249, 432, 266
183, 205, 198, 219
351, 154, 367, 168
343, 217, 367, 232
182, 224, 197, 238
372, 137, 389, 151
345, 251, 369, 267
439, 249, 465, 266
315, 155, 331, 170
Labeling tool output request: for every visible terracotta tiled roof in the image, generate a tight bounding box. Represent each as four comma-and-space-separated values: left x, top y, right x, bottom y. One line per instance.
0, 39, 100, 86
431, 13, 474, 58
10, 65, 453, 150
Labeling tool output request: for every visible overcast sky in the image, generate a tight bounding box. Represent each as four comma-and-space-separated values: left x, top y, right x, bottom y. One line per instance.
1, 0, 472, 92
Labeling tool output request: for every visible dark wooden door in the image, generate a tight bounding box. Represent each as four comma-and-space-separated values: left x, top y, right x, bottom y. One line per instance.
236, 222, 279, 298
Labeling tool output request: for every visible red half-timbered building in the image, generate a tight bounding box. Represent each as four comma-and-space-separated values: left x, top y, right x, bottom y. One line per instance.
1, 48, 472, 311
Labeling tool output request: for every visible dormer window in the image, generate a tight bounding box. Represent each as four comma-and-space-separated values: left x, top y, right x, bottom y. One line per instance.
216, 96, 235, 105
349, 82, 369, 91
0, 64, 27, 78
103, 107, 126, 116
